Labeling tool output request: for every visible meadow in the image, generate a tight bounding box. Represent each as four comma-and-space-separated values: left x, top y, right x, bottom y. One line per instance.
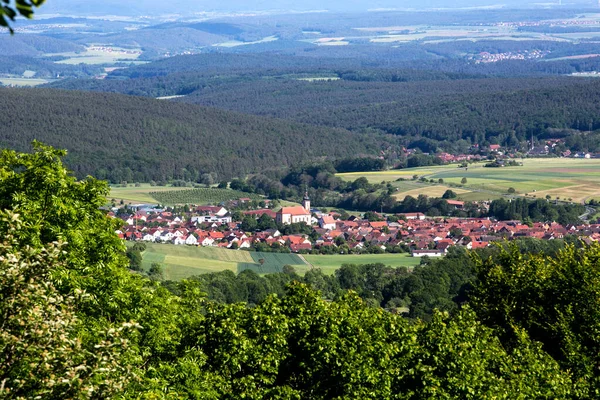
109, 185, 264, 205
134, 243, 419, 280
109, 184, 184, 204
150, 188, 263, 205
338, 158, 600, 204
52, 46, 144, 65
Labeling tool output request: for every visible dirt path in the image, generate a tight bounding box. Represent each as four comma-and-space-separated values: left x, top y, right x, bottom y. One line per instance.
297, 254, 314, 269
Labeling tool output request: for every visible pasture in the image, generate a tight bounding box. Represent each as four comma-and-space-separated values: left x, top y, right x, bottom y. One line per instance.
0, 77, 51, 86
135, 243, 420, 280
338, 158, 600, 203
109, 184, 184, 204
303, 253, 420, 275
150, 188, 263, 205
52, 46, 143, 65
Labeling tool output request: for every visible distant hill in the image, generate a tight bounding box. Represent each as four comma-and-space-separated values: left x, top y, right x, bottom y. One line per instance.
0, 34, 85, 56
0, 88, 390, 183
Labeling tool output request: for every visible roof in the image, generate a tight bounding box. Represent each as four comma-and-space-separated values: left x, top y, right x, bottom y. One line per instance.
321, 215, 336, 224
279, 206, 310, 216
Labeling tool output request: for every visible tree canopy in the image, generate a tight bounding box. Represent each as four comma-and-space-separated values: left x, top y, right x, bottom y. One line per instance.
1, 143, 599, 397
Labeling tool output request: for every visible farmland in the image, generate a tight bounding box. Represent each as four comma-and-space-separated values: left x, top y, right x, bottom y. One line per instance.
303, 253, 420, 275
109, 184, 185, 204
338, 158, 600, 203
109, 185, 263, 205
150, 188, 263, 205
134, 243, 419, 280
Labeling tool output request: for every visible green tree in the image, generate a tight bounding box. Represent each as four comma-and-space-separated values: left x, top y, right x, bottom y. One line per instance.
442, 189, 457, 199
461, 177, 468, 185
470, 243, 600, 396
0, 211, 136, 398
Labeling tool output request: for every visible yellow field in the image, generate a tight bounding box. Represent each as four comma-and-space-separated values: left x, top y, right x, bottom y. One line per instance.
339, 158, 600, 203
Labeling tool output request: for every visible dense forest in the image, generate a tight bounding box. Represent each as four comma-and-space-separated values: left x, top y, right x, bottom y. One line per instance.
44, 52, 600, 154
5, 143, 600, 398
0, 88, 394, 182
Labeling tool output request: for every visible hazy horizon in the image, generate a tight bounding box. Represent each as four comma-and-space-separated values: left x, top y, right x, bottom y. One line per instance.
40, 0, 597, 17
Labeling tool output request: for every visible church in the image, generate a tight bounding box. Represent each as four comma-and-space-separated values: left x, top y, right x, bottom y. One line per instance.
275, 192, 312, 225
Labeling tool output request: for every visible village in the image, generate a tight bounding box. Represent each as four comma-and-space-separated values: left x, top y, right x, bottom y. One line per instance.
111, 191, 600, 258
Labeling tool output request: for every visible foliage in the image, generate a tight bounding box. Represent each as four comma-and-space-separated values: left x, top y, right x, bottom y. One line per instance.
489, 197, 584, 224
1, 143, 597, 397
0, 0, 45, 33
0, 88, 388, 183
470, 242, 600, 396
151, 188, 263, 205
0, 211, 136, 398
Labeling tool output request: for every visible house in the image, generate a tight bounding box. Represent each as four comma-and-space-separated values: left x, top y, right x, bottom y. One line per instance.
185, 234, 198, 245
446, 200, 465, 209
411, 249, 445, 257
172, 236, 186, 245
319, 215, 337, 230
196, 206, 228, 217
400, 213, 426, 220
276, 193, 312, 225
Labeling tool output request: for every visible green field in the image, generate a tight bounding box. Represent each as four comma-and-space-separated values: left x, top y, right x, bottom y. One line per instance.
0, 77, 52, 86
109, 184, 186, 204
51, 46, 143, 65
151, 188, 263, 205
134, 243, 419, 280
339, 158, 600, 203
303, 253, 420, 275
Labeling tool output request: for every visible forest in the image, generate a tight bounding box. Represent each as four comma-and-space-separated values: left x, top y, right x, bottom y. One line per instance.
43, 52, 600, 154
0, 88, 393, 183
4, 140, 600, 398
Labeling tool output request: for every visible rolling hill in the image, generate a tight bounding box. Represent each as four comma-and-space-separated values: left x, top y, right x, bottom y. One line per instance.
0, 88, 392, 183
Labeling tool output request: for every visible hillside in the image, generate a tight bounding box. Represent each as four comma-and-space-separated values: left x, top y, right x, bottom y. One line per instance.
0, 88, 390, 182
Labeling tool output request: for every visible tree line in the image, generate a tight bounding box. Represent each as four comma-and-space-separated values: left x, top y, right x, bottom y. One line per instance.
3, 144, 600, 398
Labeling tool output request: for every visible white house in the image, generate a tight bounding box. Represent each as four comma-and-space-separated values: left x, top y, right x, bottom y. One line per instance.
172, 236, 186, 245
185, 235, 198, 245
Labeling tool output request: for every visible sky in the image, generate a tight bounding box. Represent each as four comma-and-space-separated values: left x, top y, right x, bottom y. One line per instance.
40, 0, 594, 16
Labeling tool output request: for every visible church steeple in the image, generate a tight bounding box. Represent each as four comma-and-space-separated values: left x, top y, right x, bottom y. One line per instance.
302, 191, 310, 212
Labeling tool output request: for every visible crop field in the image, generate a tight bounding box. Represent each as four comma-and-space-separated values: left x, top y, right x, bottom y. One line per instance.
134, 243, 421, 280
394, 185, 470, 200
136, 243, 257, 280
303, 253, 420, 275
51, 46, 143, 65
150, 188, 263, 205
109, 184, 186, 204
338, 158, 600, 203
0, 77, 51, 86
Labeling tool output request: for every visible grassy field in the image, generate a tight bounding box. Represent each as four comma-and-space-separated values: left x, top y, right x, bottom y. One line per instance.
134, 243, 420, 280
109, 184, 185, 204
338, 159, 600, 203
303, 253, 420, 275
51, 46, 143, 65
151, 188, 263, 205
0, 77, 52, 86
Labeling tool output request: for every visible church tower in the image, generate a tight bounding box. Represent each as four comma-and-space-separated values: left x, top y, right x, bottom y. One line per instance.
302, 191, 310, 212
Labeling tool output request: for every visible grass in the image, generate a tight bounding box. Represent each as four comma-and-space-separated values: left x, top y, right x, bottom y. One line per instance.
303, 253, 420, 275
151, 188, 263, 206
51, 46, 143, 65
0, 77, 51, 86
109, 184, 185, 204
338, 159, 600, 203
134, 243, 421, 280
